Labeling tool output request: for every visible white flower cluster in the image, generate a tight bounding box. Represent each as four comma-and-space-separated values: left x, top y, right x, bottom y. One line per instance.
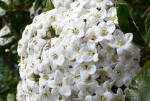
52, 0, 77, 8
17, 0, 141, 101
0, 25, 13, 46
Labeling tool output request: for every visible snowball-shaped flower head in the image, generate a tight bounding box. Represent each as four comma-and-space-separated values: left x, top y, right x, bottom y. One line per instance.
17, 0, 141, 101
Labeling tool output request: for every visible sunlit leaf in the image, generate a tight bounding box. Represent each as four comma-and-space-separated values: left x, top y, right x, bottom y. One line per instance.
125, 61, 150, 101
45, 0, 55, 11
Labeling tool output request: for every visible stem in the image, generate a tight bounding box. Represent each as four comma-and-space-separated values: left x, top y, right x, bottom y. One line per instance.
142, 6, 150, 19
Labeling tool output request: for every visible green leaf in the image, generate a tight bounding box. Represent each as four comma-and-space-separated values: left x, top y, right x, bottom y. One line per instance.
126, 0, 150, 4
129, 8, 147, 43
116, 0, 147, 47
145, 13, 150, 32
34, 0, 43, 11
125, 61, 150, 101
45, 0, 55, 11
147, 28, 150, 44
0, 1, 9, 10
7, 93, 15, 101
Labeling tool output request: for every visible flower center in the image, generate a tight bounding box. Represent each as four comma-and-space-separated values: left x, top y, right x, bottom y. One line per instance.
117, 68, 124, 76
44, 93, 48, 98
88, 49, 95, 56
102, 29, 108, 36
83, 64, 89, 70
110, 15, 116, 21
75, 46, 80, 52
33, 40, 37, 45
107, 46, 113, 53
85, 75, 92, 82
57, 82, 63, 87
97, 0, 104, 2
118, 39, 126, 46
51, 16, 56, 22
39, 24, 43, 30
99, 56, 104, 63
90, 34, 97, 40
72, 28, 79, 35
94, 14, 101, 19
99, 96, 106, 101
43, 75, 49, 80
52, 53, 58, 60
125, 53, 132, 60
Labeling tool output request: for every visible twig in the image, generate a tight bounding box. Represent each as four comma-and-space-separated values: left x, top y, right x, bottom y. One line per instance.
142, 6, 150, 19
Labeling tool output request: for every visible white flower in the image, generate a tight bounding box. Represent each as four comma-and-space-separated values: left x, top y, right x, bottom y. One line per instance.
110, 29, 133, 49
92, 0, 113, 9
48, 70, 71, 97
107, 7, 118, 24
77, 62, 96, 75
85, 95, 94, 101
114, 63, 132, 87
89, 8, 107, 23
94, 21, 115, 41
80, 42, 98, 62
52, 0, 74, 8
86, 27, 101, 43
77, 82, 98, 98
63, 19, 85, 38
49, 47, 65, 66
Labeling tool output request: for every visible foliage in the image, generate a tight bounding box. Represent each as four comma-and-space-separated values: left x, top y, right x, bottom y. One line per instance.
116, 0, 149, 47
45, 0, 54, 11
125, 61, 150, 101
116, 0, 150, 100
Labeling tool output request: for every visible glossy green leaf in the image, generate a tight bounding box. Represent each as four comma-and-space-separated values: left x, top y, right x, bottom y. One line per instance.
129, 8, 147, 43
116, 0, 147, 47
45, 0, 55, 11
125, 61, 150, 101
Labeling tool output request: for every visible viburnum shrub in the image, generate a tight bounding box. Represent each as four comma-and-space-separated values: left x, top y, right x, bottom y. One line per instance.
17, 0, 142, 101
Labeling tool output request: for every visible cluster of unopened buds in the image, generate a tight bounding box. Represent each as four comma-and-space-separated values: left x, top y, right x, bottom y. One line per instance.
17, 0, 141, 101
